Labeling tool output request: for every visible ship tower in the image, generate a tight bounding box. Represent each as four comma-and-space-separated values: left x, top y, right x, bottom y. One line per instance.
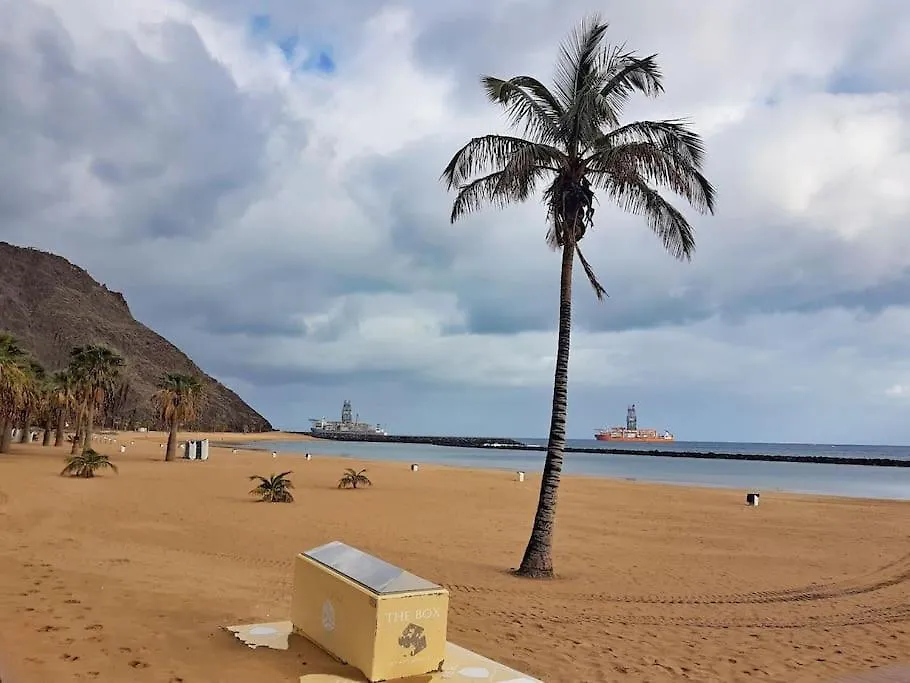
626, 404, 637, 431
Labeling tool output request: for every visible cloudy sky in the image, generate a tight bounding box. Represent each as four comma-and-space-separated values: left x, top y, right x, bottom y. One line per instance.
3, 0, 910, 443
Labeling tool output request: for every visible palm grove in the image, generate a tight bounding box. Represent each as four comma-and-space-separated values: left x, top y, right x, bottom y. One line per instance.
443, 17, 715, 578
0, 333, 205, 459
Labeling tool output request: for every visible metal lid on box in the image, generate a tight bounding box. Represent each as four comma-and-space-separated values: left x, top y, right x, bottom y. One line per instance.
303, 541, 442, 595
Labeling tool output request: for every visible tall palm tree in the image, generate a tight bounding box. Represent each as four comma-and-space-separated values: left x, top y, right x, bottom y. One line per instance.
442, 16, 715, 578
152, 373, 206, 462
0, 333, 29, 453
69, 345, 125, 454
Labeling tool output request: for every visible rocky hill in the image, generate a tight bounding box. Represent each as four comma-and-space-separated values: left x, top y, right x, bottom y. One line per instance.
0, 241, 272, 432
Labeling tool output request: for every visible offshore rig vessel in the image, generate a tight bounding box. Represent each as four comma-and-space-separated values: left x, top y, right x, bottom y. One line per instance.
595, 404, 674, 442
309, 400, 387, 436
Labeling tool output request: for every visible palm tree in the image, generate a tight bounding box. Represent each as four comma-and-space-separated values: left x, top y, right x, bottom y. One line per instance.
249, 471, 295, 502
442, 16, 715, 578
337, 468, 372, 489
67, 363, 89, 456
60, 448, 119, 478
51, 370, 76, 447
69, 345, 125, 454
152, 373, 206, 462
38, 374, 57, 446
0, 333, 29, 453
17, 359, 45, 444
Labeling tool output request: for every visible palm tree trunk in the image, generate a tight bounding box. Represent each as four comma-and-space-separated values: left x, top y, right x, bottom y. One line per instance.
164, 419, 179, 461
19, 415, 31, 443
42, 418, 53, 446
516, 239, 575, 579
82, 403, 95, 452
70, 408, 83, 455
0, 417, 11, 453
54, 410, 65, 447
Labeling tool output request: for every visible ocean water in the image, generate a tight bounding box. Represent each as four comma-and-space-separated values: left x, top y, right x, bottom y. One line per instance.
247, 438, 910, 501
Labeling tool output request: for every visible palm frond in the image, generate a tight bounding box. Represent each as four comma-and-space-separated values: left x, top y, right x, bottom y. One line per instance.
482, 76, 563, 144
554, 20, 615, 150
597, 49, 664, 126
552, 14, 610, 111
575, 244, 608, 299
602, 175, 697, 260
588, 144, 715, 214
596, 119, 709, 169
449, 160, 551, 223
441, 135, 563, 192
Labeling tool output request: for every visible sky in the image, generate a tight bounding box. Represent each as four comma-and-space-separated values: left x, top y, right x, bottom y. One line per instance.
2, 0, 910, 443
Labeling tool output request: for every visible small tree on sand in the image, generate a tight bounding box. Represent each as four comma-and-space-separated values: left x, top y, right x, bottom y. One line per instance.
152, 373, 206, 462
60, 449, 119, 478
249, 471, 295, 503
338, 468, 372, 489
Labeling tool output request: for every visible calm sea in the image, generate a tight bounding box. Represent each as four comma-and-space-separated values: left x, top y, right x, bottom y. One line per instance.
246, 438, 910, 501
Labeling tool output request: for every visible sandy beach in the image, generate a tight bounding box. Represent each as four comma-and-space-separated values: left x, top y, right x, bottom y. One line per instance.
1, 432, 909, 682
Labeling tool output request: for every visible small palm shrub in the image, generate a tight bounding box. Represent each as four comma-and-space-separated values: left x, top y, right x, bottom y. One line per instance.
60, 449, 118, 478
249, 471, 294, 503
338, 468, 372, 489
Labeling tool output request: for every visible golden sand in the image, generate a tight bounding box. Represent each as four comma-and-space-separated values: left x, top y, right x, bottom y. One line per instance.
1, 431, 909, 682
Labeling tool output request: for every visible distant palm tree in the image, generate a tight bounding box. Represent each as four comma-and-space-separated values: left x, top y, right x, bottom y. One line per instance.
50, 370, 76, 447
0, 333, 29, 454
337, 468, 372, 490
17, 359, 45, 444
442, 16, 715, 578
60, 448, 119, 478
69, 345, 125, 454
249, 471, 295, 503
152, 373, 206, 462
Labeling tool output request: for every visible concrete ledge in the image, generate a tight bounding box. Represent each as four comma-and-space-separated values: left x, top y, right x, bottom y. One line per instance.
226, 620, 540, 682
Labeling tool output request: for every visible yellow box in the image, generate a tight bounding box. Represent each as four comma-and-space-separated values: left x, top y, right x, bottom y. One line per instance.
291, 541, 449, 682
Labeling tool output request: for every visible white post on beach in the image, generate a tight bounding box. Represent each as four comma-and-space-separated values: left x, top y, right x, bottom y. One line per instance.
272, 451, 278, 458
410, 463, 419, 472
517, 471, 525, 482
746, 492, 760, 507
120, 445, 126, 453
305, 452, 311, 460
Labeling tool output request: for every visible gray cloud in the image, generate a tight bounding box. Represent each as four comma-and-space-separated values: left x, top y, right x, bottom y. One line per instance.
2, 0, 910, 442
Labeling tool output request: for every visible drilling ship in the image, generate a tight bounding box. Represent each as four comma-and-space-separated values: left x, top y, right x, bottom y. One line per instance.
594, 404, 674, 442
309, 400, 387, 436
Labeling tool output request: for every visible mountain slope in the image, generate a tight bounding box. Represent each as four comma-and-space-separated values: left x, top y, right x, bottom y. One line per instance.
0, 241, 272, 432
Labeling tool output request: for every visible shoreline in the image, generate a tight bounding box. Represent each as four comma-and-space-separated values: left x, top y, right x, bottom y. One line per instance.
289, 432, 910, 468
234, 438, 910, 503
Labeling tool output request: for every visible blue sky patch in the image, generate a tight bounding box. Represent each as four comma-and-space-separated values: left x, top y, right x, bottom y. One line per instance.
248, 16, 335, 74
277, 35, 299, 62
249, 14, 270, 34
304, 50, 336, 74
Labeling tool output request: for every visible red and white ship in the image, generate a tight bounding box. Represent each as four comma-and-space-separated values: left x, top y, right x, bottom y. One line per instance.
594, 404, 674, 442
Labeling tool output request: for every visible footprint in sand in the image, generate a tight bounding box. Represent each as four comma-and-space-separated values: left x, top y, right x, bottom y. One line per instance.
60, 653, 79, 662
128, 660, 149, 669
